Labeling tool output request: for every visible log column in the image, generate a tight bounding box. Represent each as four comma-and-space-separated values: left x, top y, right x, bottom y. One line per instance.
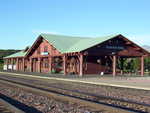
5, 59, 8, 70
63, 55, 67, 75
29, 58, 32, 72
37, 58, 41, 73
79, 54, 83, 76
112, 55, 117, 76
22, 58, 25, 72
7, 59, 9, 70
16, 58, 19, 71
120, 57, 124, 75
13, 58, 15, 70
49, 56, 52, 73
11, 58, 13, 70
141, 56, 144, 76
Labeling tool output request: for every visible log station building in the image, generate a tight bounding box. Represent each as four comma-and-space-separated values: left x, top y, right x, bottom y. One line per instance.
3, 34, 150, 76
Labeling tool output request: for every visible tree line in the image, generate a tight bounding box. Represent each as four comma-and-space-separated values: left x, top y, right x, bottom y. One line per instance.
117, 57, 150, 75
0, 49, 20, 70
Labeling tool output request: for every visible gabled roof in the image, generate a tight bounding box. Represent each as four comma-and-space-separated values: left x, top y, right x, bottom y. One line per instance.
64, 34, 119, 53
5, 33, 150, 58
40, 33, 119, 53
4, 50, 27, 59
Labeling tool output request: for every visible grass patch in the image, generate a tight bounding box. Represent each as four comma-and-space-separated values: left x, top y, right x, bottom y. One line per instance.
0, 63, 3, 70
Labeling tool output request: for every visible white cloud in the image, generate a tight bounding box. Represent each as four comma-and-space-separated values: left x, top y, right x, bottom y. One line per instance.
127, 34, 150, 46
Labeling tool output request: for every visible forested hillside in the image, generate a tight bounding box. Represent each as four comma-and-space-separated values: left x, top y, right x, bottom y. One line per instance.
0, 49, 20, 69
0, 49, 20, 59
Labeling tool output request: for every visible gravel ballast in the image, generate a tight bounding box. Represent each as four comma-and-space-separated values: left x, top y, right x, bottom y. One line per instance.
0, 83, 105, 113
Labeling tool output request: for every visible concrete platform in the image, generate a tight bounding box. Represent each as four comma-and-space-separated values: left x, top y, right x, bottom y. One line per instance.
0, 71, 150, 91
74, 76, 150, 90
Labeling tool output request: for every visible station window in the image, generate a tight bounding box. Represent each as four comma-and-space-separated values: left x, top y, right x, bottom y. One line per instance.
44, 46, 48, 52
37, 47, 41, 54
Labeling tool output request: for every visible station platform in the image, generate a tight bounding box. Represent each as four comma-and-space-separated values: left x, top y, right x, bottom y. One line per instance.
0, 71, 150, 91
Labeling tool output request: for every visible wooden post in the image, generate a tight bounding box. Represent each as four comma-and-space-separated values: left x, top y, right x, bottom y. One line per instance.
113, 55, 116, 76
30, 58, 32, 72
11, 58, 13, 71
16, 58, 19, 71
79, 54, 83, 76
7, 59, 9, 70
37, 58, 41, 73
13, 58, 15, 71
49, 57, 52, 73
120, 57, 124, 75
22, 58, 25, 72
63, 55, 67, 75
141, 56, 144, 76
5, 59, 8, 70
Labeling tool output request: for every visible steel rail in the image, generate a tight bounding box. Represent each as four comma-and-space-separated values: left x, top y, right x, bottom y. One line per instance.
0, 97, 26, 113
0, 77, 149, 113
0, 75, 150, 111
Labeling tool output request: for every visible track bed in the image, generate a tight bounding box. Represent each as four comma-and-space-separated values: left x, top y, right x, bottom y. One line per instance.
0, 73, 150, 113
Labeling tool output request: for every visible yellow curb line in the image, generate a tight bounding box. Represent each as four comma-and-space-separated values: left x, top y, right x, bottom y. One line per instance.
0, 71, 150, 91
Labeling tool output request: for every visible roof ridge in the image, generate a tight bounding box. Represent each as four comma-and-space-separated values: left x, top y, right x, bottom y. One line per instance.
40, 33, 92, 39
64, 34, 120, 53
4, 50, 28, 58
94, 34, 120, 38
66, 37, 91, 52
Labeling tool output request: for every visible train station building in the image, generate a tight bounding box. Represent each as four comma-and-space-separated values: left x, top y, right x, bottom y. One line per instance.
3, 34, 150, 76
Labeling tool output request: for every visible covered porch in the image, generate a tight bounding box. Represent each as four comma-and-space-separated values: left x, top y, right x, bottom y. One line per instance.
62, 35, 149, 76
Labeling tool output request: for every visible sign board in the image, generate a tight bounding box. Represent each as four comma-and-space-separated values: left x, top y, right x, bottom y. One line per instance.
41, 52, 49, 55
106, 46, 124, 50
13, 65, 16, 70
3, 65, 7, 70
8, 65, 12, 70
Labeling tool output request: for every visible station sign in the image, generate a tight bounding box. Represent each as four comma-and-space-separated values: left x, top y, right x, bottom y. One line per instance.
106, 46, 124, 50
41, 52, 49, 55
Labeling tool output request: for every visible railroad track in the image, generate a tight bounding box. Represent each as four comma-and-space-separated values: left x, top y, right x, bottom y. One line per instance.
0, 102, 14, 113
0, 78, 132, 113
0, 76, 150, 113
0, 92, 43, 113
0, 97, 25, 113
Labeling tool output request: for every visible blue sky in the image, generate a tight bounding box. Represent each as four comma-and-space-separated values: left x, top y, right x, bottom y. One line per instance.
0, 0, 150, 49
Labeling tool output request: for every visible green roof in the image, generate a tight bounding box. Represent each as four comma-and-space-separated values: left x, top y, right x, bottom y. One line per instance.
4, 50, 27, 58
41, 33, 119, 53
5, 33, 121, 58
